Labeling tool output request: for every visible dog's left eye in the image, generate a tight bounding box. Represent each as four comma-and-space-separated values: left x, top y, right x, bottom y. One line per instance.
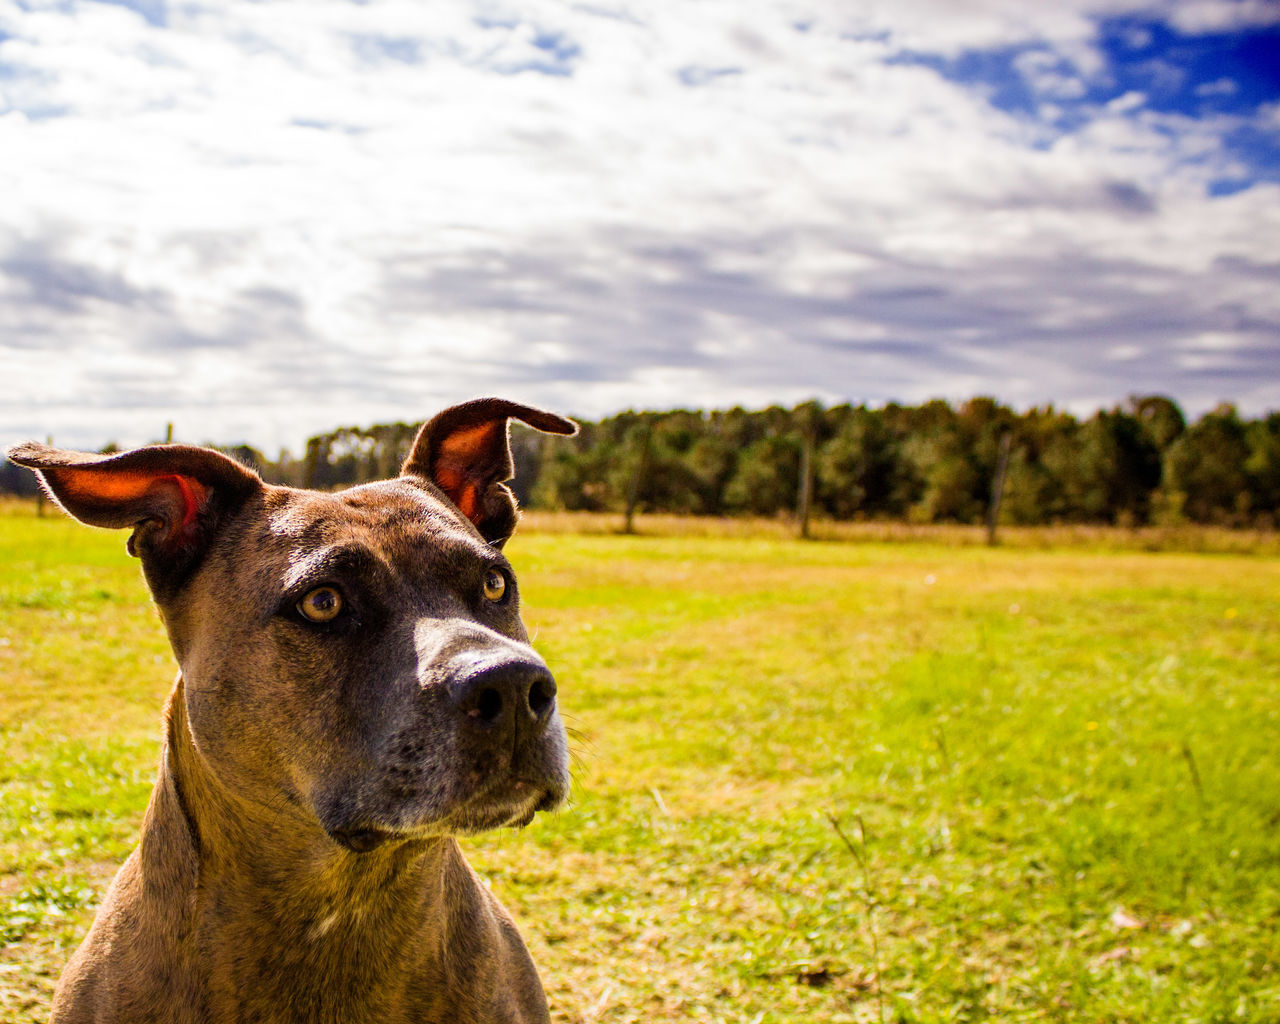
482, 569, 507, 603
298, 586, 344, 623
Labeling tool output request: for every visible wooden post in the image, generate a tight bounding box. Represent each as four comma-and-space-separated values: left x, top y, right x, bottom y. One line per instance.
304, 438, 320, 491
622, 423, 651, 535
797, 427, 814, 539
986, 431, 1012, 546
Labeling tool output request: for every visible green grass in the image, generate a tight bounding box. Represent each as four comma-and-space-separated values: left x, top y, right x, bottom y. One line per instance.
1, 503, 1278, 1022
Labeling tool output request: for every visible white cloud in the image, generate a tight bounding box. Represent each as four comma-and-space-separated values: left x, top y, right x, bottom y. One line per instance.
1195, 77, 1238, 98
0, 0, 1277, 452
1163, 0, 1280, 33
1013, 48, 1088, 101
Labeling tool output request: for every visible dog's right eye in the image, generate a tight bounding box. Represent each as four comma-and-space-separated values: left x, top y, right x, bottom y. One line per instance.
297, 586, 343, 623
482, 568, 507, 603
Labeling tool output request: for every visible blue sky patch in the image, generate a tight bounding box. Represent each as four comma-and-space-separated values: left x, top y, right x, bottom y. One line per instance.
473, 20, 581, 77
531, 30, 580, 64
1096, 17, 1280, 117
890, 14, 1280, 191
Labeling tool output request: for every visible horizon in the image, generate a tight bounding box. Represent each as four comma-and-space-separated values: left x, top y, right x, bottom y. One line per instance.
5, 389, 1266, 460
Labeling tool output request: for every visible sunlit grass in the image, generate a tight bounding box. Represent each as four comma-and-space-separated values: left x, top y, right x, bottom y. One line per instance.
1, 499, 1277, 1021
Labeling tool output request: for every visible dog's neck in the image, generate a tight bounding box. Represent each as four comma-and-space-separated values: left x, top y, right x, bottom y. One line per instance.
137, 677, 483, 1017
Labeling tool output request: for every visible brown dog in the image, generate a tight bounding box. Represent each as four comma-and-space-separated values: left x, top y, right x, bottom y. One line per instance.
8, 398, 576, 1024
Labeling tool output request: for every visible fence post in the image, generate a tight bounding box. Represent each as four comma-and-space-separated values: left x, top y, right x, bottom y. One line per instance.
797, 427, 814, 539
986, 431, 1012, 546
623, 422, 652, 535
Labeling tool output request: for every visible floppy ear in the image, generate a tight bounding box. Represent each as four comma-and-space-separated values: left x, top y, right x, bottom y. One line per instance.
401, 398, 576, 546
6, 442, 262, 596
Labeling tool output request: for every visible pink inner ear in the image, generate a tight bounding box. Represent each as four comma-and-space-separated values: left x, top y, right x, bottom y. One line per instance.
136, 471, 209, 542
437, 421, 500, 467
433, 421, 501, 525
155, 474, 208, 538
433, 459, 482, 522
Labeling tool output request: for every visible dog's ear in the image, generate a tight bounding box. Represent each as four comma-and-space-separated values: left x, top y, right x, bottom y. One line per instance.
6, 442, 262, 594
402, 398, 576, 546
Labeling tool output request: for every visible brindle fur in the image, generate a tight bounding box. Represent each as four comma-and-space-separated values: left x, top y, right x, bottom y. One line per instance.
8, 399, 577, 1024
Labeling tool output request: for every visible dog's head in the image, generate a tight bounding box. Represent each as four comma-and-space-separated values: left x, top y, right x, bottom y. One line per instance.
8, 399, 576, 852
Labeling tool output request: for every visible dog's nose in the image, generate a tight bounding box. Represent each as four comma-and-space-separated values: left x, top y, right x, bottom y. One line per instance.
449, 660, 558, 734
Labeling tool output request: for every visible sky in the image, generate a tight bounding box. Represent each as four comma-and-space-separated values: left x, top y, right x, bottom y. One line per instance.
1, 0, 1278, 453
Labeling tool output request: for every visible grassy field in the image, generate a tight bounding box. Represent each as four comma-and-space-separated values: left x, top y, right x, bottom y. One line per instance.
1, 502, 1278, 1022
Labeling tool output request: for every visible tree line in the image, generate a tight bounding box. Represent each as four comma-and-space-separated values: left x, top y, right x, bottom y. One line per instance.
3, 396, 1278, 528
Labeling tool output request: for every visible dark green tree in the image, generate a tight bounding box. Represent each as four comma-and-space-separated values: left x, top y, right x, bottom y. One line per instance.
816, 407, 907, 518
1161, 404, 1251, 524
1131, 395, 1186, 453
723, 435, 801, 515
1244, 412, 1280, 525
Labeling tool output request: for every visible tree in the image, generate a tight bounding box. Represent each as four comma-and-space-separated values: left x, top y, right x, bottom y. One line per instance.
1059, 410, 1161, 523
901, 401, 984, 523
793, 401, 823, 537
532, 433, 616, 511
1000, 406, 1075, 524
686, 434, 738, 515
914, 448, 981, 522
816, 407, 906, 518
723, 436, 801, 515
1244, 412, 1280, 526
1130, 395, 1186, 453
1161, 404, 1251, 524
10, 397, 1276, 530
999, 446, 1058, 525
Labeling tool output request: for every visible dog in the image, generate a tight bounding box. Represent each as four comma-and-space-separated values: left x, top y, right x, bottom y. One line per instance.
8, 398, 577, 1024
